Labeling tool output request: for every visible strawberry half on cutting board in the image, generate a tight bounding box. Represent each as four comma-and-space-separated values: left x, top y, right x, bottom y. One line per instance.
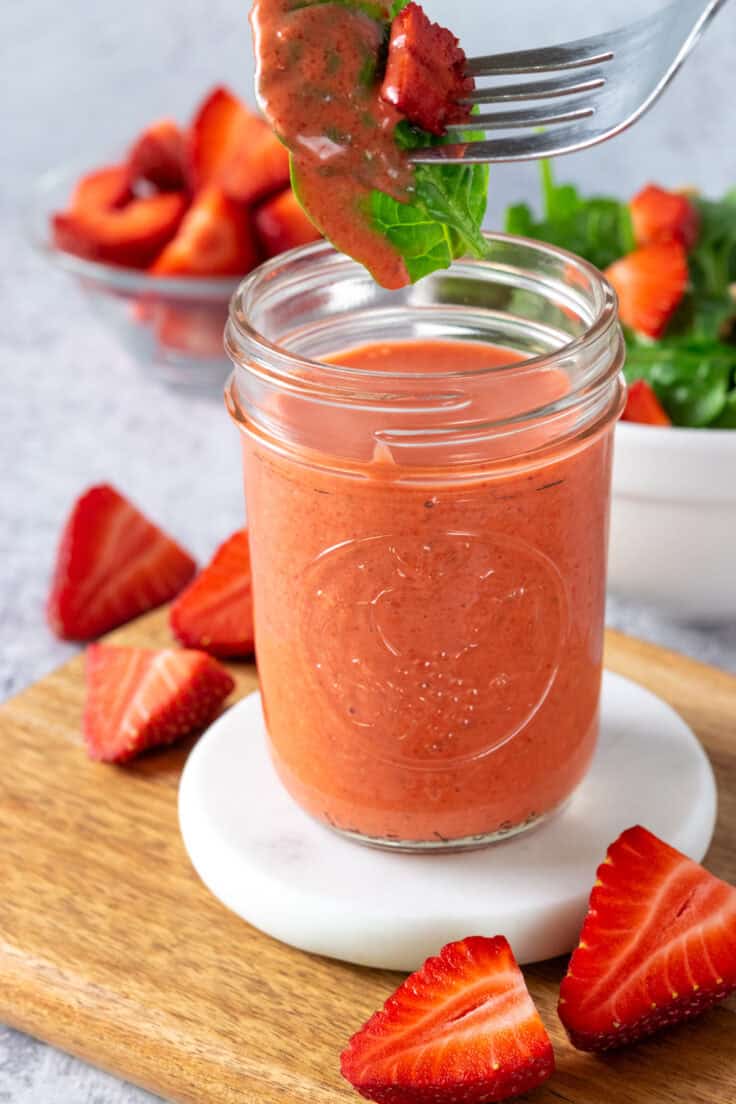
170, 529, 254, 658
559, 825, 736, 1052
341, 936, 554, 1104
84, 644, 235, 763
47, 484, 196, 641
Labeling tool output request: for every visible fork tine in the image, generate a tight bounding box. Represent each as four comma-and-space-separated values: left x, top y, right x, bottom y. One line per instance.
467, 41, 613, 78
445, 104, 594, 132
409, 122, 598, 165
464, 72, 606, 105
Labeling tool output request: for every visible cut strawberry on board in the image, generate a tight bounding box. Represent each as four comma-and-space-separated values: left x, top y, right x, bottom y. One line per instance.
380, 2, 475, 136
630, 184, 700, 251
605, 241, 688, 339
52, 191, 188, 268
47, 484, 196, 641
127, 118, 188, 192
622, 379, 672, 426
220, 125, 290, 205
170, 530, 254, 658
559, 825, 736, 1053
84, 644, 235, 763
341, 936, 554, 1104
149, 186, 258, 276
254, 189, 321, 258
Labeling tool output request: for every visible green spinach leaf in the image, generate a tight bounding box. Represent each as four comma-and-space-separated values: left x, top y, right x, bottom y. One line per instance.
369, 120, 490, 283
624, 332, 735, 427
505, 160, 635, 272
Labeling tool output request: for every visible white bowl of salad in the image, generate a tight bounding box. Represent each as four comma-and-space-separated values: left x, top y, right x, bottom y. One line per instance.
507, 166, 736, 623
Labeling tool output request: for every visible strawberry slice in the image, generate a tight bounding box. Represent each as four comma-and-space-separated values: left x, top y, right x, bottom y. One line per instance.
622, 379, 672, 426
605, 241, 688, 339
52, 191, 188, 268
68, 164, 133, 213
220, 126, 290, 205
341, 936, 555, 1104
630, 184, 700, 251
380, 3, 475, 136
149, 187, 258, 277
47, 484, 196, 641
127, 118, 188, 191
254, 188, 321, 258
84, 644, 234, 763
170, 530, 254, 658
188, 86, 257, 189
559, 825, 736, 1053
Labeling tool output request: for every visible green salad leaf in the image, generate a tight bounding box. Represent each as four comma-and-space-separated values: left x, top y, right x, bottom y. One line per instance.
624, 333, 736, 427
368, 120, 490, 283
505, 161, 635, 271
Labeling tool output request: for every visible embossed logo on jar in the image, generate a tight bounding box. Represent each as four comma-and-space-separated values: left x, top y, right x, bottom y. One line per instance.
302, 532, 568, 769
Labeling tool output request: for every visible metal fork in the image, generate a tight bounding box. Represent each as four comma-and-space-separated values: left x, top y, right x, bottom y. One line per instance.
410, 0, 729, 164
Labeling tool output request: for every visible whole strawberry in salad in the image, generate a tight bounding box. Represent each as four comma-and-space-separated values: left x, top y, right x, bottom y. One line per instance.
506, 163, 736, 429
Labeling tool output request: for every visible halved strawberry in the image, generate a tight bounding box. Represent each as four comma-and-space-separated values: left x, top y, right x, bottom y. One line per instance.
127, 118, 188, 192
630, 184, 700, 251
221, 126, 290, 205
149, 187, 258, 277
254, 188, 321, 258
188, 86, 257, 190
52, 191, 188, 268
84, 644, 234, 763
605, 241, 688, 339
380, 2, 475, 136
559, 825, 736, 1053
170, 530, 254, 658
68, 164, 132, 213
47, 484, 196, 641
341, 936, 554, 1104
622, 379, 671, 426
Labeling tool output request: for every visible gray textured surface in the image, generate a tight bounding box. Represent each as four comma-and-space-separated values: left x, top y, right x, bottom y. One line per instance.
2, 0, 735, 1100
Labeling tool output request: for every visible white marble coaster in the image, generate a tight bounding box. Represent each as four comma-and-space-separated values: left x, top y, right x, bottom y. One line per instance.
179, 672, 717, 970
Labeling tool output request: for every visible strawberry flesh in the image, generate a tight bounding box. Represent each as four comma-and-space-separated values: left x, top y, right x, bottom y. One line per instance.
68, 165, 133, 212
380, 3, 475, 136
127, 118, 188, 192
149, 186, 258, 277
53, 191, 188, 268
605, 241, 688, 339
84, 644, 234, 763
47, 484, 196, 641
622, 379, 671, 426
631, 184, 700, 251
170, 529, 254, 658
254, 188, 321, 258
221, 124, 291, 205
559, 825, 736, 1053
341, 936, 554, 1104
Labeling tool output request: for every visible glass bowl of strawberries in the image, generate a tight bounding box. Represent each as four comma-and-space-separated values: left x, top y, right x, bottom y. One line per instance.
31, 86, 321, 390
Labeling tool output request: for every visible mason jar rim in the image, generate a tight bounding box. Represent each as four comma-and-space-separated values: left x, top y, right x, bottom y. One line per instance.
225, 233, 619, 388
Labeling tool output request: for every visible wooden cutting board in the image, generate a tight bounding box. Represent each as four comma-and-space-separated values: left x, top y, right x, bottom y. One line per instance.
1, 609, 734, 1104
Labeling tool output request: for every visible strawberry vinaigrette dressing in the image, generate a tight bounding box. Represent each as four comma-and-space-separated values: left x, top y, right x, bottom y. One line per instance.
251, 0, 414, 288
236, 337, 618, 845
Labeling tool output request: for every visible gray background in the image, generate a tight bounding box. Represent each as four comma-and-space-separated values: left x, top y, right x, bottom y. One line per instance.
2, 0, 735, 1100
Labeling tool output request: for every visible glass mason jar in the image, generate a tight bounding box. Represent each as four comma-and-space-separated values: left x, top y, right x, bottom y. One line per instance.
225, 236, 625, 852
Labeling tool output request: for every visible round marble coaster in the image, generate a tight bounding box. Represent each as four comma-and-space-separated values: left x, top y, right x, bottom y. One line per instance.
179, 672, 717, 970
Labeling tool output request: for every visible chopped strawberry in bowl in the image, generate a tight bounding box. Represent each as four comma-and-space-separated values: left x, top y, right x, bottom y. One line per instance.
30, 85, 322, 390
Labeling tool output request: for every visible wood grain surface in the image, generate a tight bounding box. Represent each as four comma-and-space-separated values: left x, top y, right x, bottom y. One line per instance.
1, 610, 734, 1104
